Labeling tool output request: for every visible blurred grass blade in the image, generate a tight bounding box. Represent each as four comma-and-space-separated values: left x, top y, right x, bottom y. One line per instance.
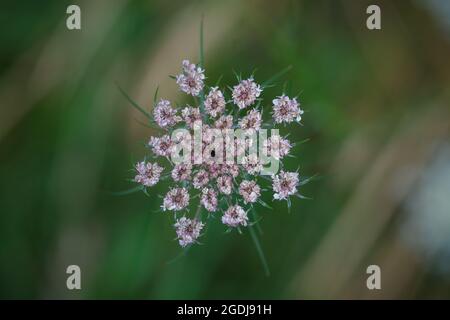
116, 82, 152, 119
153, 86, 160, 104
166, 246, 191, 264
258, 198, 273, 210
249, 225, 270, 276
300, 173, 320, 186
215, 74, 224, 87
198, 16, 206, 115
134, 117, 159, 129
249, 209, 270, 276
294, 138, 310, 145
199, 15, 204, 69
109, 185, 144, 196
262, 65, 292, 88
251, 208, 263, 235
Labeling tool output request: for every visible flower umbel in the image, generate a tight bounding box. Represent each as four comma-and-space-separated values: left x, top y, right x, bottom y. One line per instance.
176, 60, 205, 96
205, 87, 226, 117
232, 78, 262, 109
162, 187, 190, 211
239, 109, 262, 131
134, 161, 163, 187
272, 171, 299, 200
171, 162, 192, 182
181, 106, 202, 129
124, 53, 308, 250
149, 135, 174, 157
222, 205, 248, 227
239, 180, 261, 204
272, 95, 303, 124
264, 135, 292, 160
174, 217, 204, 247
153, 99, 181, 128
200, 187, 218, 212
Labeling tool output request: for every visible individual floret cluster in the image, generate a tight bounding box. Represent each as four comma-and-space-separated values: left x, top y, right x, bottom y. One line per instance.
132, 60, 305, 247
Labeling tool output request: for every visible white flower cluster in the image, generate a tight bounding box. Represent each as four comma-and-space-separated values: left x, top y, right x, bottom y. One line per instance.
131, 60, 305, 247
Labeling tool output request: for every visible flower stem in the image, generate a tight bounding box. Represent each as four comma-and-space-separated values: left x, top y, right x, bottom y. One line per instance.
195, 203, 202, 220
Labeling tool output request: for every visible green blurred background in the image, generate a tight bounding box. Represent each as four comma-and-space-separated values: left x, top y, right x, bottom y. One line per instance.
1, 0, 450, 299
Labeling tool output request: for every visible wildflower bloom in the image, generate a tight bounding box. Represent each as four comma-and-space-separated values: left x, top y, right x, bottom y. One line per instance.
162, 187, 190, 211
171, 162, 192, 182
153, 99, 180, 128
127, 54, 309, 249
232, 78, 262, 109
264, 135, 292, 160
193, 169, 209, 189
174, 217, 204, 247
220, 164, 239, 178
204, 87, 226, 117
272, 171, 299, 200
176, 60, 205, 96
235, 136, 256, 159
181, 106, 202, 128
217, 175, 233, 195
272, 95, 303, 124
172, 129, 191, 146
276, 136, 292, 158
241, 154, 262, 175
207, 163, 221, 178
134, 161, 163, 187
239, 180, 261, 204
201, 124, 215, 144
222, 205, 248, 227
200, 187, 218, 212
239, 109, 262, 131
149, 135, 174, 157
214, 115, 234, 130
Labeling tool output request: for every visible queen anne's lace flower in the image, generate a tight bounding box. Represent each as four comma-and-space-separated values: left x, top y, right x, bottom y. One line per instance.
201, 124, 215, 145
201, 187, 218, 212
239, 180, 261, 204
217, 175, 232, 195
207, 163, 221, 179
162, 187, 190, 211
153, 99, 181, 128
181, 106, 202, 128
220, 164, 239, 178
264, 135, 292, 160
239, 109, 262, 131
272, 171, 299, 200
222, 205, 248, 227
171, 162, 192, 182
193, 169, 209, 189
234, 135, 257, 159
214, 115, 234, 130
134, 161, 163, 187
174, 217, 204, 247
232, 78, 262, 109
272, 95, 303, 124
149, 135, 174, 157
241, 154, 262, 175
176, 60, 205, 96
205, 87, 226, 117
129, 56, 309, 248
172, 129, 191, 146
